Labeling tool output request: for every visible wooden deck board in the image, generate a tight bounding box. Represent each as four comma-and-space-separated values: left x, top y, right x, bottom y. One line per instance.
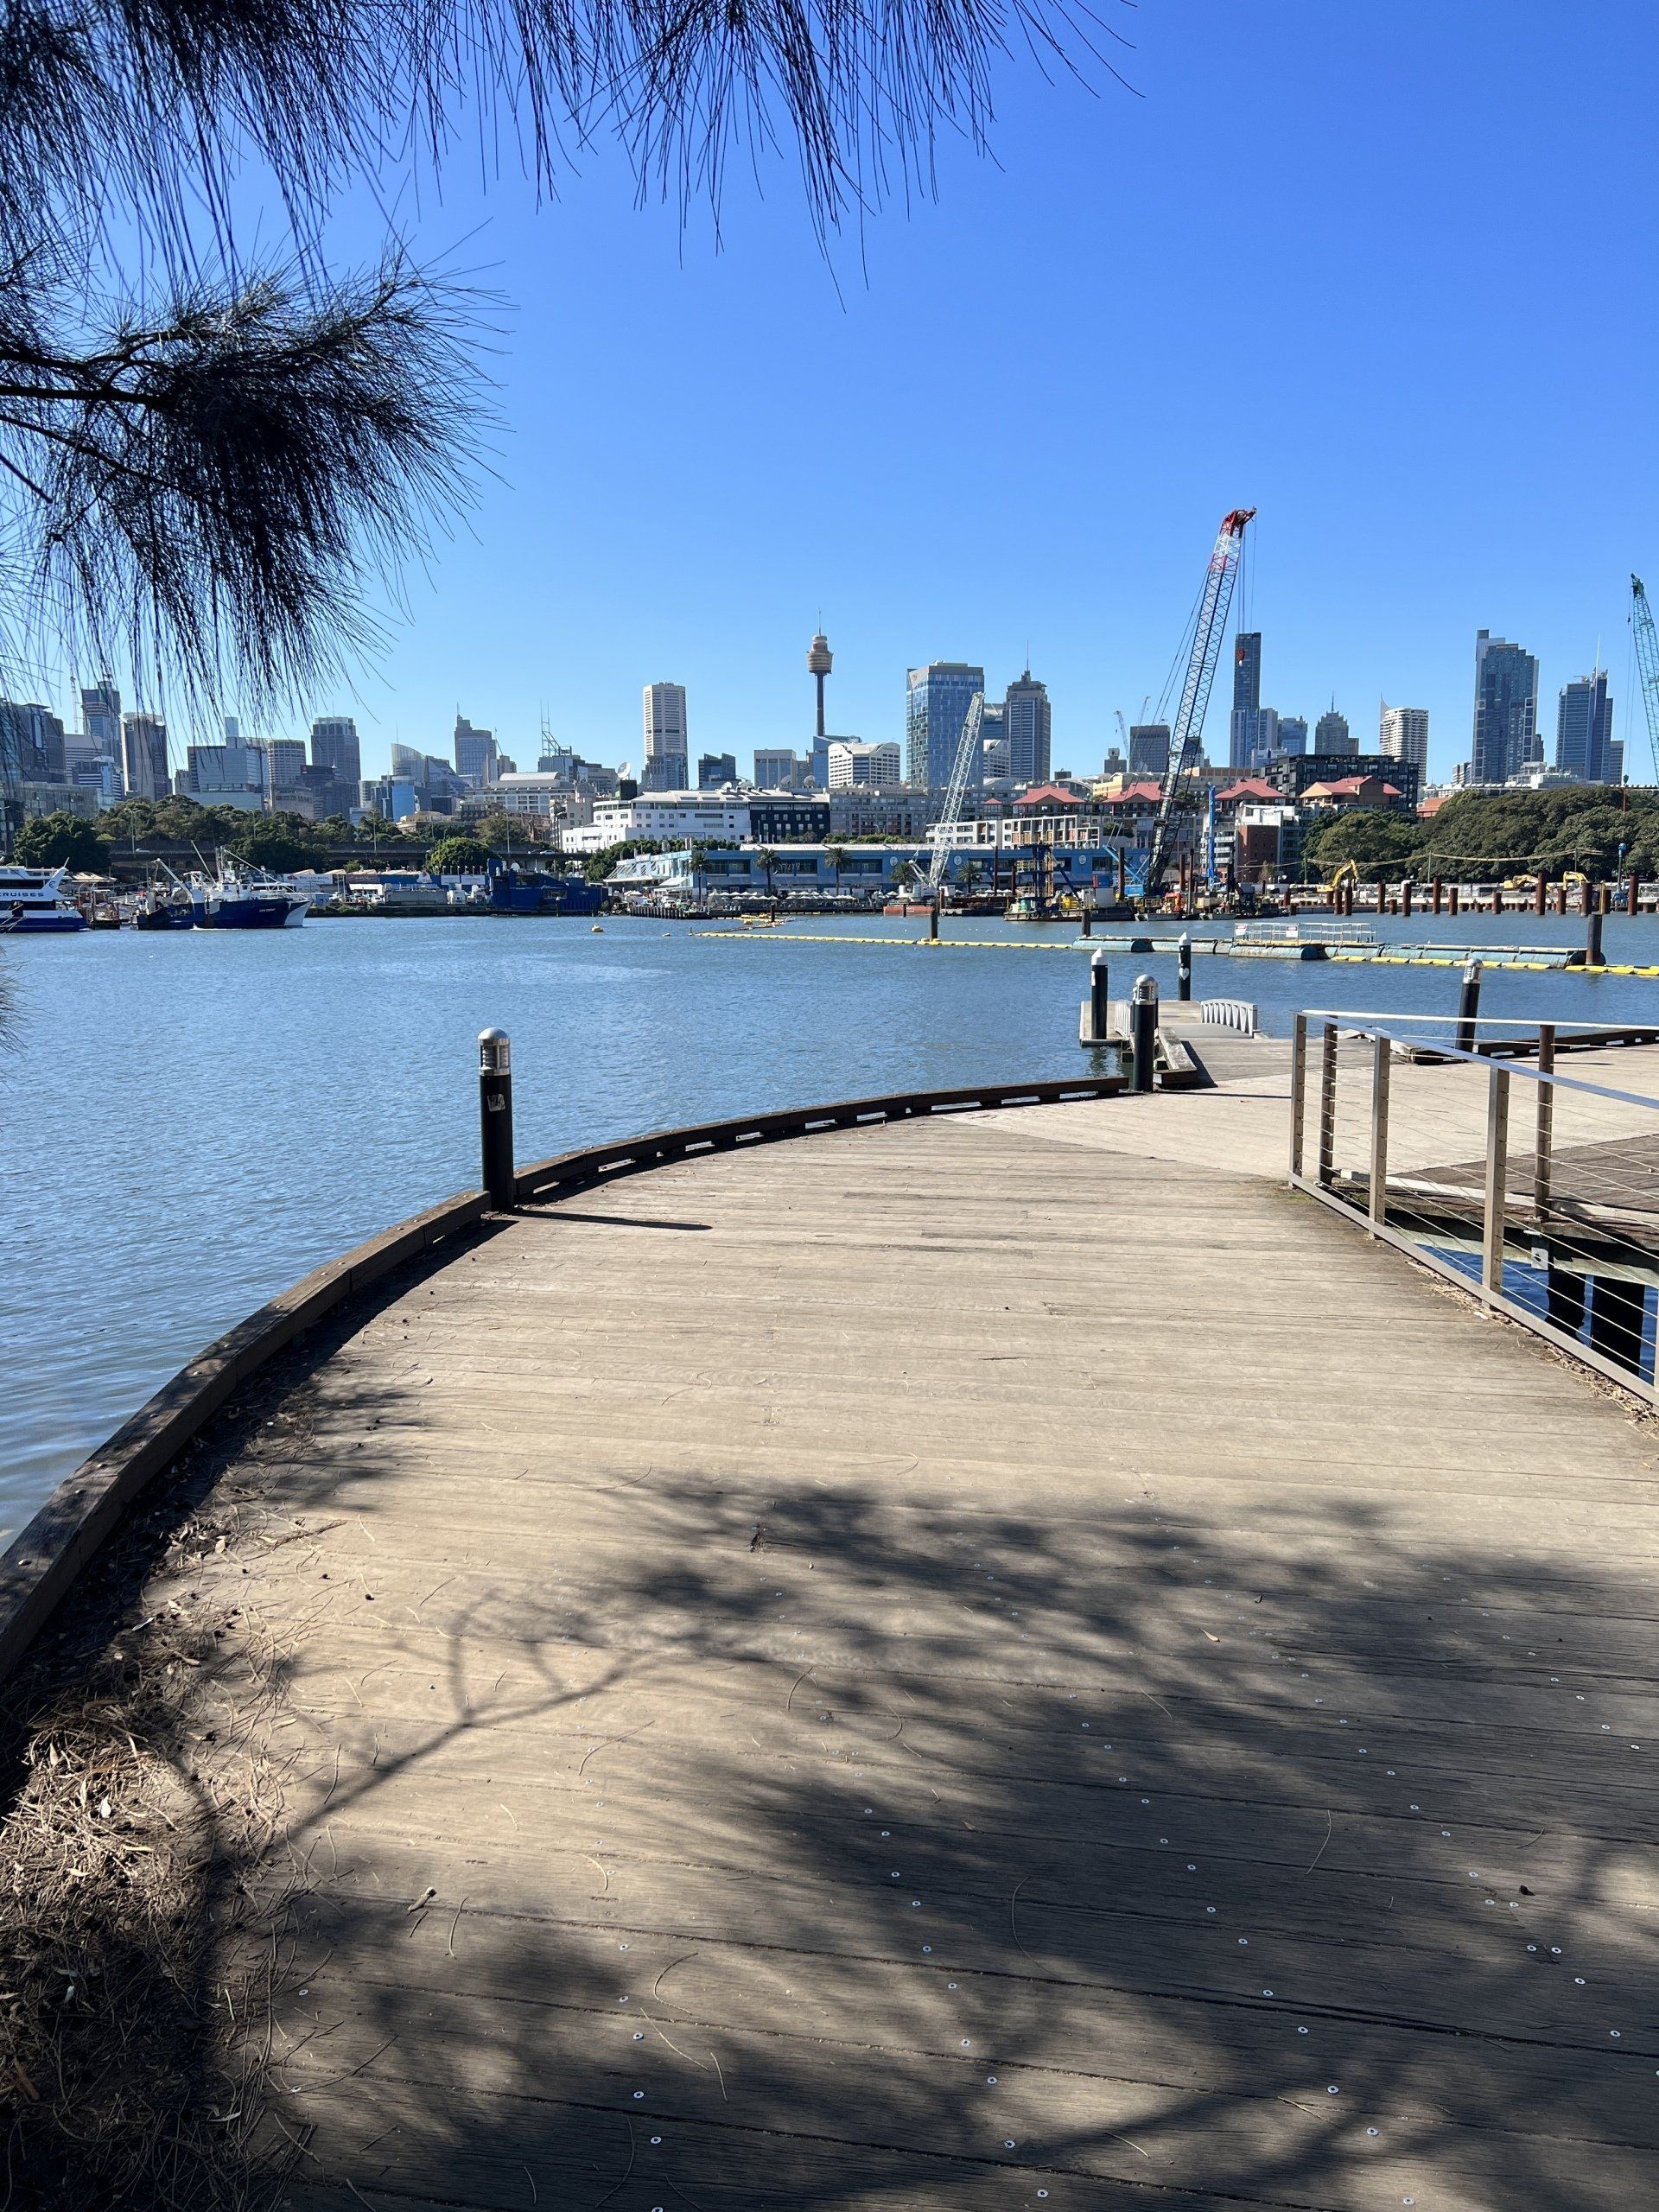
107, 1109, 1659, 2208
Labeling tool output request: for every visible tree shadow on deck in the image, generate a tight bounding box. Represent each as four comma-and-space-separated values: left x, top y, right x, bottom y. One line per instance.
251, 1421, 1659, 2212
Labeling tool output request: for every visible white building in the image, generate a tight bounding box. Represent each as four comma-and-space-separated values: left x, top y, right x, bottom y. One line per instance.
560, 793, 753, 854
826, 740, 901, 789
1379, 702, 1429, 779
643, 683, 689, 792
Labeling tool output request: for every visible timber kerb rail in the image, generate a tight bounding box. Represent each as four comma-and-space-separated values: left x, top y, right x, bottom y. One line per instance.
0, 1068, 1125, 1692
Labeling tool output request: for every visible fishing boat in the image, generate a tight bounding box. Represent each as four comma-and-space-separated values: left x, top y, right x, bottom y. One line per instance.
0, 864, 89, 933
188, 863, 309, 929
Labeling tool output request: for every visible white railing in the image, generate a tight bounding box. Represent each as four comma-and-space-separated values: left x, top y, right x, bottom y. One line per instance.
1235, 917, 1379, 945
1289, 1012, 1659, 1408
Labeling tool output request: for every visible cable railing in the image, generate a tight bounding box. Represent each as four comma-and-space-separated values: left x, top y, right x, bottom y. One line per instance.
1288, 1011, 1659, 1408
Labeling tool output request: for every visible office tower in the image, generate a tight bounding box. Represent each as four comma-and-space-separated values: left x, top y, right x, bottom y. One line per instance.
1004, 671, 1052, 785
1379, 703, 1429, 779
1471, 631, 1539, 784
1314, 705, 1353, 754
454, 715, 499, 787
1252, 707, 1281, 761
906, 663, 985, 789
643, 682, 689, 791
311, 716, 361, 788
264, 739, 307, 796
1229, 632, 1262, 769
390, 742, 424, 779
807, 631, 832, 738
827, 741, 901, 787
1555, 670, 1618, 784
697, 752, 738, 788
1268, 715, 1304, 757
121, 712, 169, 800
753, 747, 800, 790
80, 680, 121, 764
0, 702, 66, 783
1128, 723, 1171, 777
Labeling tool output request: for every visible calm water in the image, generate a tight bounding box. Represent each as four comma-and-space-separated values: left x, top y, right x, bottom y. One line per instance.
4, 906, 1658, 1539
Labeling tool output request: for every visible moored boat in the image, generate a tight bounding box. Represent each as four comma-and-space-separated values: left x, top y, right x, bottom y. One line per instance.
188, 864, 309, 929
0, 864, 89, 933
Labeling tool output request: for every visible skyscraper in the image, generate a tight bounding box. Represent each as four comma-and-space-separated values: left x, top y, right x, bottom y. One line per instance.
1003, 672, 1052, 786
1275, 715, 1308, 757
697, 752, 738, 788
311, 716, 361, 789
454, 715, 499, 787
1314, 706, 1353, 754
1229, 632, 1262, 770
80, 681, 121, 764
1471, 631, 1539, 785
1128, 723, 1171, 777
643, 683, 689, 792
906, 663, 984, 789
1555, 670, 1618, 784
1379, 703, 1429, 780
121, 712, 168, 800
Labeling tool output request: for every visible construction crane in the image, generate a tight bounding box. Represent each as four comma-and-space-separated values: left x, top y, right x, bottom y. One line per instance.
1631, 575, 1659, 781
1114, 709, 1128, 752
1138, 507, 1255, 905
925, 690, 985, 896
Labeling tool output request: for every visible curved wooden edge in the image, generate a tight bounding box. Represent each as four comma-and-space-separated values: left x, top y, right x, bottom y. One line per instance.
0, 1191, 488, 1689
0, 1071, 1129, 1690
512, 1075, 1127, 1203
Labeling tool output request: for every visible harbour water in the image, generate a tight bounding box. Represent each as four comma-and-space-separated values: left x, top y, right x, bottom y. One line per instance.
4, 906, 1658, 1541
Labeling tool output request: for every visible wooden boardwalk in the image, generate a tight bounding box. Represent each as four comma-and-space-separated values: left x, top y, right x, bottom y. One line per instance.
49, 1101, 1659, 2209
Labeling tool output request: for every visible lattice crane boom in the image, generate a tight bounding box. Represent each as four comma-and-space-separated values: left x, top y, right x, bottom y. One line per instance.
925, 690, 985, 893
1631, 575, 1659, 783
1140, 507, 1255, 902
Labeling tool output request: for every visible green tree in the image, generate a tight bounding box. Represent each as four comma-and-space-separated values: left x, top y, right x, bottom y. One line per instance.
428, 835, 493, 874
473, 813, 523, 853
582, 837, 664, 885
1302, 810, 1428, 881
231, 818, 327, 874
823, 838, 849, 888
753, 847, 779, 896
14, 812, 111, 873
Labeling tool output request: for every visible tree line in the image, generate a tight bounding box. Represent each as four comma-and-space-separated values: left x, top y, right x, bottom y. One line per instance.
13, 798, 551, 875
1297, 787, 1659, 882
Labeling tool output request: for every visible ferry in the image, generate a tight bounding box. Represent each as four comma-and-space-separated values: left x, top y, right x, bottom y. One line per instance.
0, 864, 89, 933
188, 864, 309, 929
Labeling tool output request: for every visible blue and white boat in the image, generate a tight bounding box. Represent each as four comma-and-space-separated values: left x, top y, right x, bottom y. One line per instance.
0, 864, 88, 933
189, 864, 309, 930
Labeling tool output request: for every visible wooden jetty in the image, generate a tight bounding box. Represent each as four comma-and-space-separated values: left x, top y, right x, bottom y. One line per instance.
5, 1064, 1659, 2209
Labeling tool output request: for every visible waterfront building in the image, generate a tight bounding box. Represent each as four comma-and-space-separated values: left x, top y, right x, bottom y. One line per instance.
1470, 631, 1540, 785
1228, 632, 1262, 770
80, 681, 121, 766
643, 682, 690, 792
753, 747, 803, 791
826, 740, 901, 788
1267, 750, 1419, 811
1378, 703, 1428, 780
824, 786, 937, 839
906, 663, 985, 790
454, 715, 499, 787
311, 716, 361, 789
563, 793, 753, 854
1554, 670, 1619, 785
698, 752, 739, 789
1314, 705, 1353, 754
121, 712, 169, 801
1003, 672, 1052, 786
1128, 722, 1171, 777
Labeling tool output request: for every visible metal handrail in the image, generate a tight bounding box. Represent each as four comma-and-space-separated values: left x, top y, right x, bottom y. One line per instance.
1287, 1010, 1659, 1409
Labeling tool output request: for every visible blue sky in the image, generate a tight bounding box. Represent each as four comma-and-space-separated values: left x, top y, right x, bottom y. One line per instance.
135, 3, 1659, 781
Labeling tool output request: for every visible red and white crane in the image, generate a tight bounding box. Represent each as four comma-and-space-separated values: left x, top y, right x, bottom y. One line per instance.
1138, 506, 1255, 903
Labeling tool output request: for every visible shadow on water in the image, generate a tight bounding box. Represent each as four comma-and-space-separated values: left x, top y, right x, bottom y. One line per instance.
3, 1265, 1657, 2209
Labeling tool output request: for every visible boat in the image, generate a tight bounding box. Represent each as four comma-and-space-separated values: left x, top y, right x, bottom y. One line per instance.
0, 864, 89, 933
188, 863, 309, 929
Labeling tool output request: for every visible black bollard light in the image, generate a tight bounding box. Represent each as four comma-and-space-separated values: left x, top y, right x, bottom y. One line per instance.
1081, 899, 1093, 938
1090, 949, 1110, 1043
1129, 973, 1158, 1094
1586, 903, 1605, 969
479, 1027, 515, 1210
1455, 958, 1482, 1056
1177, 931, 1193, 1002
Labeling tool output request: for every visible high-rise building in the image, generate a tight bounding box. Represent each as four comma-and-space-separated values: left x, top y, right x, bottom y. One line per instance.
1229, 632, 1262, 770
264, 739, 307, 797
1471, 631, 1539, 785
121, 712, 169, 801
454, 715, 499, 787
643, 683, 689, 792
80, 681, 121, 765
1128, 723, 1171, 777
1379, 703, 1429, 780
753, 747, 803, 791
0, 702, 66, 785
826, 741, 901, 788
1314, 706, 1353, 754
906, 663, 984, 789
697, 752, 738, 788
1555, 670, 1618, 784
1003, 672, 1052, 786
1274, 715, 1308, 757
311, 716, 361, 788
